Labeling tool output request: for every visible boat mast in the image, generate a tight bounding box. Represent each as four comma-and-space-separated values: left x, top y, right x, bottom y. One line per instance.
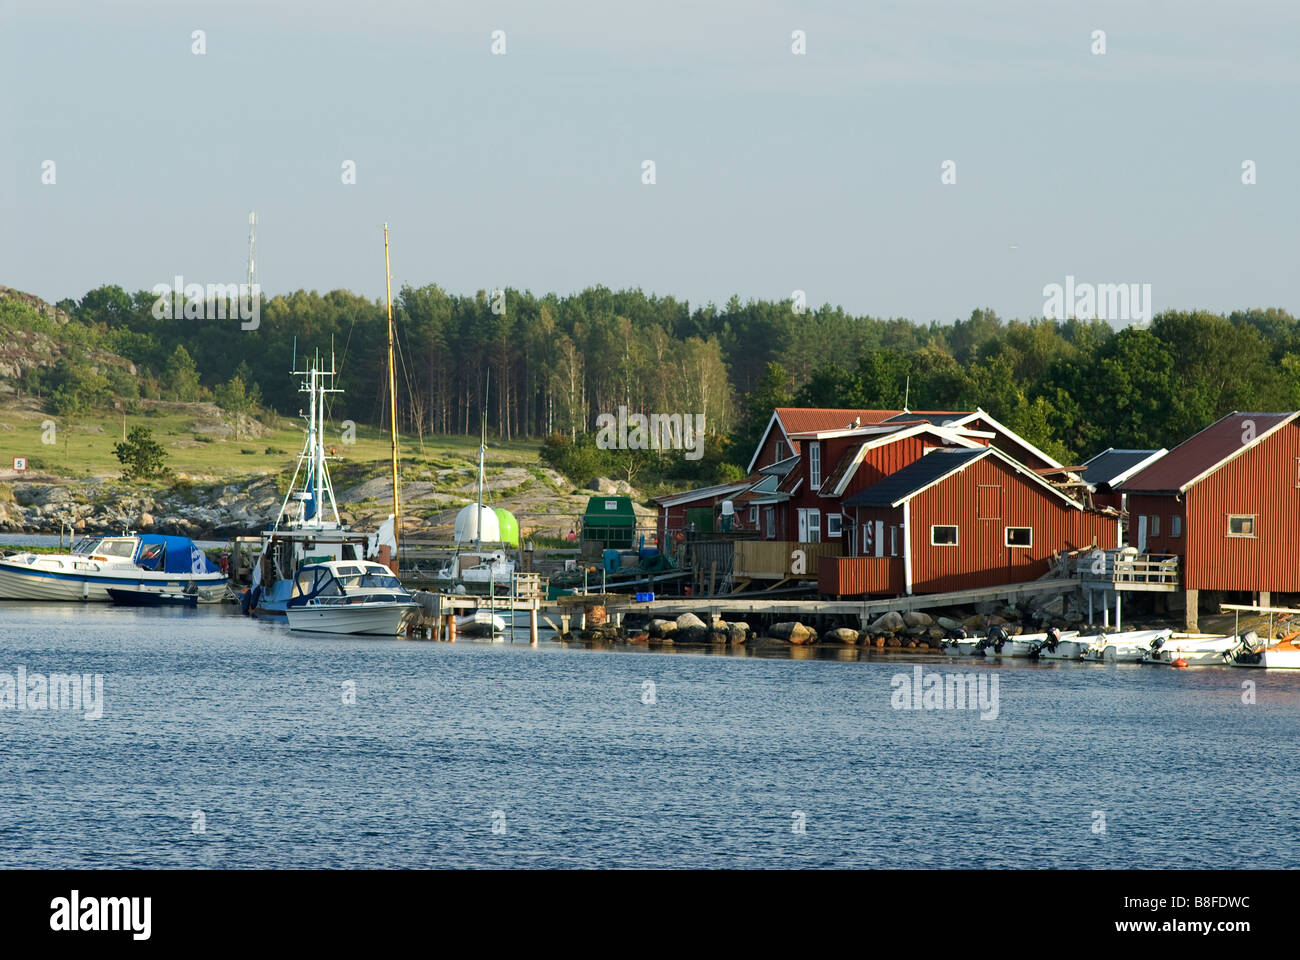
476, 370, 489, 551
384, 223, 400, 566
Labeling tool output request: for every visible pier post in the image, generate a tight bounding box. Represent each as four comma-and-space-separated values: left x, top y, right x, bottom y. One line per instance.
447, 612, 457, 643
1184, 588, 1199, 632
1259, 591, 1271, 608
1103, 592, 1110, 630
1114, 591, 1122, 632
529, 607, 539, 645
560, 614, 571, 635
1087, 590, 1093, 626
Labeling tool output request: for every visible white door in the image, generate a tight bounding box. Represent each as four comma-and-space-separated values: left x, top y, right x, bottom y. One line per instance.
797, 509, 808, 542
1136, 514, 1148, 552
874, 521, 885, 558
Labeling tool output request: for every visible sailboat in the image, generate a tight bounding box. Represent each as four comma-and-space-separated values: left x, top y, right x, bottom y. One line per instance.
436, 371, 517, 597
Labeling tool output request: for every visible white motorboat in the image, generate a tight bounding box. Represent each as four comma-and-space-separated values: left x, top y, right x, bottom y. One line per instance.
1081, 629, 1170, 662
283, 560, 419, 635
0, 534, 227, 602
945, 628, 1079, 658
1224, 631, 1300, 669
1141, 633, 1236, 666
455, 610, 507, 637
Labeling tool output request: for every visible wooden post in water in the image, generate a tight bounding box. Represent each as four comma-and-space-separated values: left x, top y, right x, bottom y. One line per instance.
708, 561, 717, 597
529, 606, 538, 645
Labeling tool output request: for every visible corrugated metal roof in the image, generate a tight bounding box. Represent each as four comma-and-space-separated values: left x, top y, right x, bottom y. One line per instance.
1120, 412, 1300, 493
880, 411, 970, 425
774, 408, 904, 434
1079, 448, 1166, 488
843, 448, 988, 508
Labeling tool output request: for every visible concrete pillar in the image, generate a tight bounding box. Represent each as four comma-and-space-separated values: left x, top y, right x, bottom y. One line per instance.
529, 607, 539, 645
1259, 591, 1272, 609
1114, 591, 1122, 632
1184, 588, 1199, 632
1087, 590, 1093, 626
1103, 592, 1110, 630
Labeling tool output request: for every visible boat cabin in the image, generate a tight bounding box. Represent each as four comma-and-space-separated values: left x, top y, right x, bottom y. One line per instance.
286, 561, 411, 607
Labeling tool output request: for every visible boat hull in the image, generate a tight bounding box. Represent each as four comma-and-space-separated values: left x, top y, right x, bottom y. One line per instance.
946, 631, 1079, 658
106, 588, 198, 608
0, 562, 226, 603
456, 611, 507, 637
285, 601, 419, 636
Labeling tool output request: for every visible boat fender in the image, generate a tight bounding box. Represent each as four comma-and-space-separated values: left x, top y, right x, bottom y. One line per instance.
1172, 658, 1189, 669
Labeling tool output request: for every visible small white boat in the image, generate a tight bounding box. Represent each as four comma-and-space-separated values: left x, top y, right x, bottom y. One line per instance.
283, 560, 419, 636
1224, 631, 1300, 669
1081, 629, 1170, 662
945, 629, 1079, 658
455, 610, 507, 637
1141, 633, 1236, 666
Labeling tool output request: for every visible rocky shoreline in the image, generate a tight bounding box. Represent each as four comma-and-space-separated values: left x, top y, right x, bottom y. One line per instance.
559, 606, 1065, 650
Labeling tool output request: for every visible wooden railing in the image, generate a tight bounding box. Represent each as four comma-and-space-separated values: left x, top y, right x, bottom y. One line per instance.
733, 540, 842, 580
1074, 550, 1179, 586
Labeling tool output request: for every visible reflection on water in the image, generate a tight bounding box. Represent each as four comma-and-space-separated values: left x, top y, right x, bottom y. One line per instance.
1, 603, 1297, 869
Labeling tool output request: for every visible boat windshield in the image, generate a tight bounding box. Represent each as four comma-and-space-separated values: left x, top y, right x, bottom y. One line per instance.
72, 538, 137, 558
338, 572, 403, 590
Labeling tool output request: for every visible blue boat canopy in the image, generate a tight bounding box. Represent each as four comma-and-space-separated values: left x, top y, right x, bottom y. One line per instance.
134, 535, 221, 574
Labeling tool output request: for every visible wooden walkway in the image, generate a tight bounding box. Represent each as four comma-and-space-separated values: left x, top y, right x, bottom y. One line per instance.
553, 578, 1077, 628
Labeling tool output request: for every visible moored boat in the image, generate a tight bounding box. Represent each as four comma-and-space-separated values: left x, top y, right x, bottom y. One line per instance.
455, 610, 507, 637
1081, 629, 1170, 662
1141, 633, 1235, 665
282, 560, 420, 635
0, 534, 226, 603
1224, 630, 1300, 669
106, 586, 199, 608
944, 627, 1080, 658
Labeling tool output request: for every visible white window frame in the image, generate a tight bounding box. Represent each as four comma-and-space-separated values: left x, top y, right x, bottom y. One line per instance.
931, 524, 958, 547
1005, 526, 1032, 548
1149, 514, 1160, 538
826, 513, 842, 538
807, 508, 821, 543
1227, 514, 1256, 538
1170, 515, 1182, 538
889, 525, 898, 557
764, 507, 775, 540
809, 442, 821, 490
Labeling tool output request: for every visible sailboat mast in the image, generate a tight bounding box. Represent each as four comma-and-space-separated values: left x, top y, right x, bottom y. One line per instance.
476, 370, 488, 551
384, 223, 400, 564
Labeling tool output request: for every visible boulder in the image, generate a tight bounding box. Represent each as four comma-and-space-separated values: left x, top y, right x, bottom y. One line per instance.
647, 618, 677, 639
867, 611, 905, 634
828, 627, 860, 645
770, 621, 817, 644
902, 611, 932, 628
1035, 595, 1065, 618
675, 612, 708, 643
727, 621, 750, 645
936, 616, 965, 631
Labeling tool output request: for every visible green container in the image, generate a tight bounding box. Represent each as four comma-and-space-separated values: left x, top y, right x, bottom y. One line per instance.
582, 496, 636, 550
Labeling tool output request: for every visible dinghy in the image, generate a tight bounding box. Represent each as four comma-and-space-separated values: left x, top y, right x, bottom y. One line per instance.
455, 610, 507, 637
1224, 631, 1300, 669
1081, 629, 1170, 662
1141, 633, 1235, 666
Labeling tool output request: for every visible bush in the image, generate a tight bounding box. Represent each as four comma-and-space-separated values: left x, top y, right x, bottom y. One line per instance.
113, 426, 169, 481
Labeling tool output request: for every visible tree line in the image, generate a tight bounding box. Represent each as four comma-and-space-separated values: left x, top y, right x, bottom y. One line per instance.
20, 284, 1300, 475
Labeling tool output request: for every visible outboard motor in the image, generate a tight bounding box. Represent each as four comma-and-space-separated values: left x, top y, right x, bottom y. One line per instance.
976, 623, 1009, 655
1043, 626, 1062, 653
1231, 630, 1264, 665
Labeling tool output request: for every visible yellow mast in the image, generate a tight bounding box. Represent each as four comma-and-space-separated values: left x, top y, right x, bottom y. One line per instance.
384, 223, 400, 567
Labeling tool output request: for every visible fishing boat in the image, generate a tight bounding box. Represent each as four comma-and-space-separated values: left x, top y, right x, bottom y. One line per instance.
1141, 633, 1236, 666
1081, 629, 1170, 662
106, 584, 199, 608
0, 534, 226, 602
1223, 630, 1300, 669
283, 561, 420, 635
244, 226, 406, 621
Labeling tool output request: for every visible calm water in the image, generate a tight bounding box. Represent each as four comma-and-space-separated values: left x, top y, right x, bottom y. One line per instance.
1, 604, 1297, 869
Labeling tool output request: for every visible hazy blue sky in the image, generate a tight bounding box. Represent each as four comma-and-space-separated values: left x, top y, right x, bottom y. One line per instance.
3, 0, 1298, 322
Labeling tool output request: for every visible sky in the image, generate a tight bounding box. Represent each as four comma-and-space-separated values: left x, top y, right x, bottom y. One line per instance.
2, 0, 1298, 323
